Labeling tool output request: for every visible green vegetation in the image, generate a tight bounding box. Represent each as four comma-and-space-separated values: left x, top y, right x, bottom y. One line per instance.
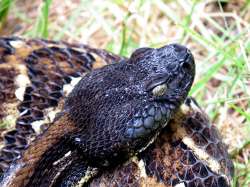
0, 0, 12, 27
31, 0, 52, 38
0, 0, 249, 186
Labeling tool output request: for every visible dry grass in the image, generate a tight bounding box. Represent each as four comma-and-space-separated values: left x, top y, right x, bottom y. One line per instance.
0, 0, 249, 186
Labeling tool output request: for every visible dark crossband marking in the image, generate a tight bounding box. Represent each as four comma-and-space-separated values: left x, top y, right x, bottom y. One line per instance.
0, 37, 124, 174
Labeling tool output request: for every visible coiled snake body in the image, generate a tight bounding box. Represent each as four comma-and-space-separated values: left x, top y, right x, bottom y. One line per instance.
0, 37, 233, 187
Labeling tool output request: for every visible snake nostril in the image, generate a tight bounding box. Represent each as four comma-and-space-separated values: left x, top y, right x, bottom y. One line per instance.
182, 52, 194, 72
182, 61, 191, 71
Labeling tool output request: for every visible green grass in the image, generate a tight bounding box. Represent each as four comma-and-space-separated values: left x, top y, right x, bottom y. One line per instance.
0, 0, 249, 186
0, 0, 12, 26
30, 0, 52, 38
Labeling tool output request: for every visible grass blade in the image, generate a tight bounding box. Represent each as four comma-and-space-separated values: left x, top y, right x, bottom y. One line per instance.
31, 0, 52, 38
0, 0, 12, 27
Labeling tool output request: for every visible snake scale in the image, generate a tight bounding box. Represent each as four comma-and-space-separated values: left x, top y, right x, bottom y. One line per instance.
0, 37, 233, 187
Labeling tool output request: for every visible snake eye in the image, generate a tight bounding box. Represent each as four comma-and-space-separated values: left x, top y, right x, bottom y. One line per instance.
152, 84, 167, 96
145, 73, 169, 97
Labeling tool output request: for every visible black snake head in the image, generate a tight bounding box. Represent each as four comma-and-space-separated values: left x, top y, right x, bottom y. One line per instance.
131, 44, 195, 104
65, 44, 195, 166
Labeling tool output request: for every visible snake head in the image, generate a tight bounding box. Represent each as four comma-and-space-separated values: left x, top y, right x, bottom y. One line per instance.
65, 43, 195, 161
130, 44, 195, 105
125, 44, 195, 146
